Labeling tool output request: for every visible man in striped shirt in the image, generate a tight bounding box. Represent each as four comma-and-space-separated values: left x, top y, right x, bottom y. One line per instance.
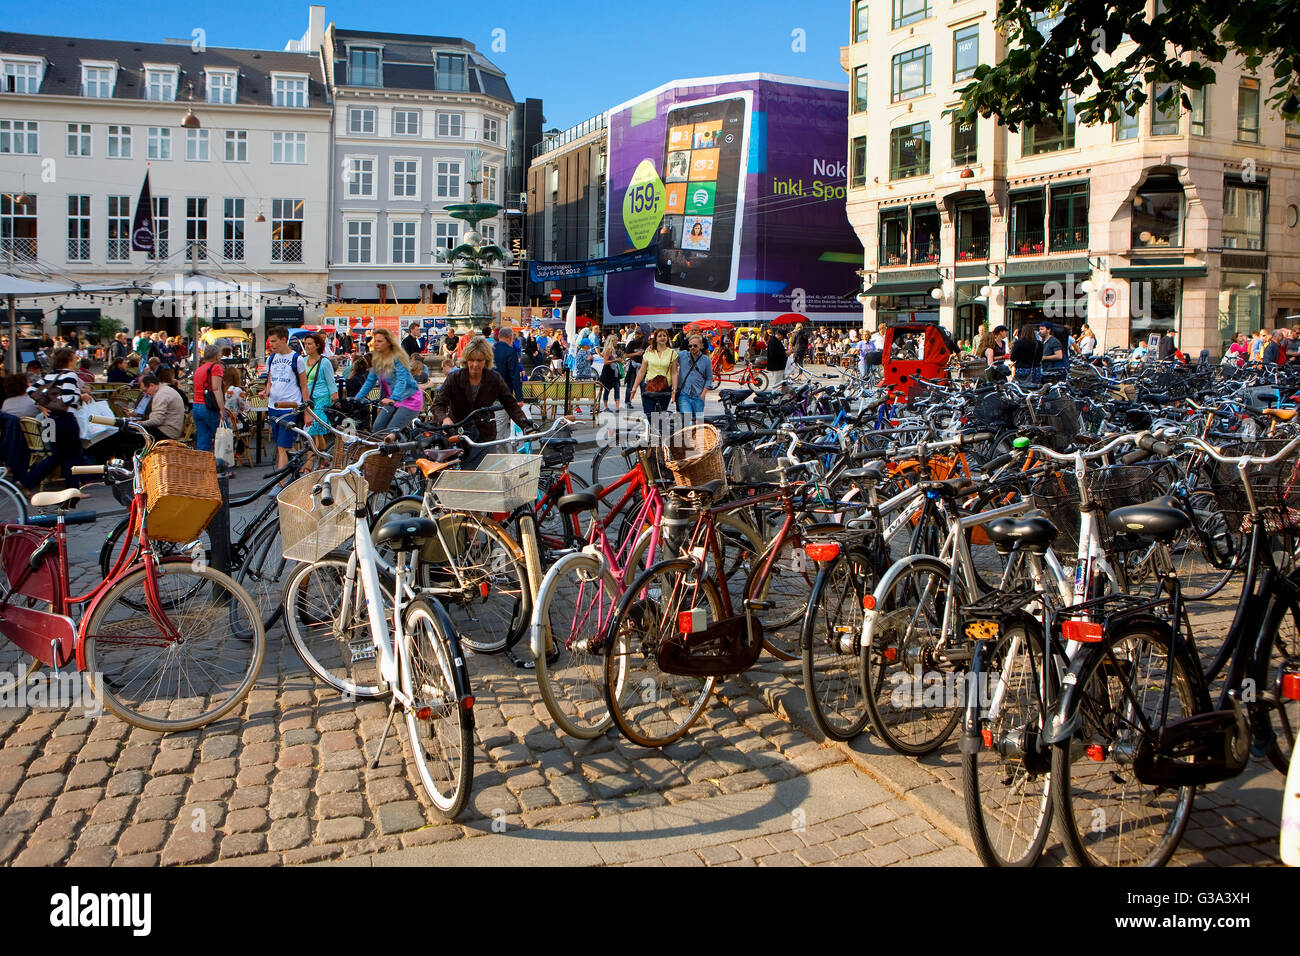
23, 347, 91, 493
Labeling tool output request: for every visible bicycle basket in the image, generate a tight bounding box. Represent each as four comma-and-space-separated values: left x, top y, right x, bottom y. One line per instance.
661, 424, 726, 490
141, 441, 223, 543
971, 392, 1019, 430
430, 454, 542, 512
332, 435, 403, 494
1032, 396, 1081, 451
541, 440, 575, 470
277, 470, 366, 563
1208, 440, 1300, 532
1030, 464, 1162, 558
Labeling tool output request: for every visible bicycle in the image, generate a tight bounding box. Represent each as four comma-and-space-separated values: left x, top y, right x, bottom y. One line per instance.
0, 418, 265, 732
277, 436, 475, 817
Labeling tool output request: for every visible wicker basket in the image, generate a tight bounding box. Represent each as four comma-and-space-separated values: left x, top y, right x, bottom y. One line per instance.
661, 424, 726, 489
277, 470, 366, 563
1208, 440, 1300, 532
332, 435, 402, 494
431, 454, 542, 513
141, 442, 222, 543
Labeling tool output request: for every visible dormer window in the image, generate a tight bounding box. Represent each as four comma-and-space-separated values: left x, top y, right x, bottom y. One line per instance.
272, 73, 308, 108
81, 61, 116, 98
206, 69, 237, 104
435, 53, 467, 92
144, 65, 178, 102
348, 47, 381, 87
2, 57, 44, 94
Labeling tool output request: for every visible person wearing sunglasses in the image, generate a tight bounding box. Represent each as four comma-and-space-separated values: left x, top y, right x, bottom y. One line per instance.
675, 334, 713, 422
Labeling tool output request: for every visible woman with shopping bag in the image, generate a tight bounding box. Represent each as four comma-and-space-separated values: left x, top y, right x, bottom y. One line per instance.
191, 345, 231, 453
302, 331, 338, 470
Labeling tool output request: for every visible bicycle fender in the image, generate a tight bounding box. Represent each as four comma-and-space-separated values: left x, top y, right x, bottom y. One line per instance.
799, 561, 836, 653
860, 553, 942, 648
425, 596, 476, 728
959, 639, 990, 755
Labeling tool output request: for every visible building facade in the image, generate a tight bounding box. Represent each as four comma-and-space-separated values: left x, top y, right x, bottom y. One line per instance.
843, 0, 1300, 356
313, 16, 515, 315
0, 30, 331, 336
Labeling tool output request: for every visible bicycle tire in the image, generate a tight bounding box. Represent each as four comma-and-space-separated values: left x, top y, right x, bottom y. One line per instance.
98, 513, 193, 584
590, 444, 639, 490
800, 549, 871, 741
233, 517, 289, 632
533, 551, 618, 739
428, 513, 530, 655
1170, 491, 1241, 601
402, 598, 474, 817
962, 621, 1054, 867
282, 551, 393, 699
1050, 625, 1198, 867
860, 556, 967, 756
0, 478, 27, 526
535, 472, 588, 551
82, 560, 265, 733
1260, 595, 1300, 774
603, 558, 720, 747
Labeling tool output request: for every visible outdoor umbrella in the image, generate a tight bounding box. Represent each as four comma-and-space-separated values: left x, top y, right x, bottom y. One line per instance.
771, 312, 807, 326
0, 274, 102, 374
684, 319, 734, 332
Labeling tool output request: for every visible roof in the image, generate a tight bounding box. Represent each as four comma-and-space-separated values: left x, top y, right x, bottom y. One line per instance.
330, 28, 512, 102
0, 31, 326, 106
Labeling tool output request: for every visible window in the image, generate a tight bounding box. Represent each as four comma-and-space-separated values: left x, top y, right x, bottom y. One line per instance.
951, 114, 976, 165
82, 66, 113, 98
1223, 183, 1265, 249
346, 220, 373, 263
349, 48, 380, 87
272, 131, 306, 164
67, 195, 90, 261
391, 220, 417, 264
891, 46, 931, 102
891, 0, 929, 29
0, 120, 38, 154
107, 124, 131, 158
107, 195, 130, 260
346, 157, 375, 198
911, 205, 940, 263
889, 121, 930, 180
271, 199, 304, 262
4, 60, 42, 93
347, 108, 375, 135
434, 221, 460, 252
481, 223, 497, 243
852, 66, 868, 113
186, 198, 208, 259
1023, 93, 1076, 155
145, 68, 176, 102
436, 161, 461, 198
1219, 272, 1264, 348
854, 0, 870, 42
1238, 78, 1260, 143
223, 198, 244, 260
880, 207, 908, 264
272, 75, 308, 108
1, 194, 37, 262
1151, 82, 1180, 136
850, 135, 867, 187
66, 123, 91, 157
1132, 175, 1183, 248
1288, 115, 1300, 149
206, 70, 236, 104
1115, 108, 1138, 141
224, 129, 247, 162
955, 200, 990, 260
483, 116, 500, 143
392, 159, 419, 198
393, 109, 420, 136
1009, 190, 1046, 255
436, 53, 467, 92
147, 126, 171, 160
149, 197, 169, 259
186, 128, 209, 161
1190, 85, 1209, 136
481, 164, 498, 202
436, 112, 463, 138
1049, 183, 1088, 251
953, 25, 979, 82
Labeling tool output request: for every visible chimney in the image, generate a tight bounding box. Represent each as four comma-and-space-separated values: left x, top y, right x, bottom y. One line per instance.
308, 5, 326, 53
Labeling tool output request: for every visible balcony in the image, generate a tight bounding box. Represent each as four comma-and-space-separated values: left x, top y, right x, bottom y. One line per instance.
956, 237, 989, 261
272, 239, 303, 263
1009, 231, 1046, 257
224, 239, 245, 261
1050, 226, 1088, 252
881, 237, 908, 266
0, 237, 38, 262
67, 238, 90, 261
910, 244, 939, 264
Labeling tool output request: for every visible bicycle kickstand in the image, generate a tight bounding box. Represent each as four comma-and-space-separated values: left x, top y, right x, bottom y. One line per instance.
370, 700, 399, 769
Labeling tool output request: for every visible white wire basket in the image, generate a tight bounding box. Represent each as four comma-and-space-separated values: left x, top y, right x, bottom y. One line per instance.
430, 454, 542, 513
277, 469, 367, 563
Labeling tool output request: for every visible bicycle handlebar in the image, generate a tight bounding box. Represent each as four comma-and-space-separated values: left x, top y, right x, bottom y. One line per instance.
454, 417, 575, 449
1178, 432, 1300, 467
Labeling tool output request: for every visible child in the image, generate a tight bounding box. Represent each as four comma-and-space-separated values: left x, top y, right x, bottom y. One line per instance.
599, 345, 620, 411
223, 366, 252, 466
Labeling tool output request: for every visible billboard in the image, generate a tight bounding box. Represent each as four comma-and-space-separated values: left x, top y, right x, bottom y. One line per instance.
605, 75, 863, 325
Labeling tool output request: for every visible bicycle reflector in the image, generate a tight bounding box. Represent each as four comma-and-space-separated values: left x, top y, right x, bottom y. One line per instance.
1283, 669, 1300, 701
862, 595, 876, 610
1085, 744, 1105, 761
1061, 619, 1103, 643
805, 542, 840, 561
678, 608, 706, 634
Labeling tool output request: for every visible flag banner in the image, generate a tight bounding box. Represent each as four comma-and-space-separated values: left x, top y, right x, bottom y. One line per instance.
130, 171, 154, 253
529, 247, 658, 283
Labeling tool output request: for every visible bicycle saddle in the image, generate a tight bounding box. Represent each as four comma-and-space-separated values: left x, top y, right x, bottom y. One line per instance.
1263, 407, 1297, 420
416, 449, 462, 477
30, 488, 85, 510
1106, 499, 1190, 539
558, 487, 602, 516
719, 388, 753, 403
374, 516, 439, 552
841, 462, 889, 483
921, 478, 983, 499
986, 513, 1058, 553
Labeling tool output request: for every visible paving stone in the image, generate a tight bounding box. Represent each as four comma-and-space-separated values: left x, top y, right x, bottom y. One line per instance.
14, 839, 72, 866
52, 788, 103, 815
282, 844, 344, 865
276, 744, 315, 770
856, 804, 899, 828
240, 741, 278, 767
366, 777, 412, 805
199, 734, 239, 762
318, 816, 366, 843
321, 750, 366, 771
548, 774, 590, 804
15, 773, 65, 800
317, 770, 360, 795
518, 787, 559, 812
113, 746, 156, 772
151, 748, 195, 775
317, 791, 364, 819
76, 822, 123, 848
142, 775, 188, 798
376, 801, 428, 835
865, 843, 907, 866
274, 767, 315, 790
235, 765, 275, 788
65, 761, 111, 790
489, 744, 532, 769
192, 759, 238, 782
590, 773, 642, 799
74, 739, 121, 763
733, 836, 776, 859
319, 731, 357, 753
134, 795, 184, 824
399, 825, 463, 848
227, 786, 270, 811
269, 789, 311, 820
161, 827, 218, 866
105, 771, 146, 798
759, 852, 804, 867
663, 782, 721, 804
0, 745, 36, 768
113, 852, 160, 867
283, 728, 319, 748
220, 832, 267, 859
796, 844, 836, 865
659, 850, 706, 867
68, 846, 116, 867
117, 821, 168, 855
225, 807, 270, 834
267, 817, 312, 852
698, 844, 741, 865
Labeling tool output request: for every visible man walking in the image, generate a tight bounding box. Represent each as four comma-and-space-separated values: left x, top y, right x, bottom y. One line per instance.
675, 334, 713, 422
791, 323, 809, 368
259, 327, 313, 472
766, 329, 788, 386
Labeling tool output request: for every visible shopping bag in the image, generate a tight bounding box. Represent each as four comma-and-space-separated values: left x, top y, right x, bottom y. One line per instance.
74, 400, 117, 445
214, 425, 235, 466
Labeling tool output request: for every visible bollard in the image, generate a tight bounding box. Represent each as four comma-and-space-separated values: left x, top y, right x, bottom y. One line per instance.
564, 367, 572, 418
207, 468, 232, 575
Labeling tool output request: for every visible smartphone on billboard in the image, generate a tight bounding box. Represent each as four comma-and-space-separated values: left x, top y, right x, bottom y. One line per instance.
653, 91, 751, 300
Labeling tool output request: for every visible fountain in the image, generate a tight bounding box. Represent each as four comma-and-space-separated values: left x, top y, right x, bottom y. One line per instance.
442, 149, 506, 329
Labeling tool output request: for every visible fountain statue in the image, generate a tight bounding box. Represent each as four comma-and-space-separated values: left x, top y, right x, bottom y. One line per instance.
442, 149, 506, 328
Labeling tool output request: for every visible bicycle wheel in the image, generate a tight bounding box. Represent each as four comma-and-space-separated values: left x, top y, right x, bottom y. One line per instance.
281, 552, 392, 699
800, 549, 870, 741
0, 478, 27, 525
712, 514, 807, 661
98, 513, 194, 583
603, 559, 720, 747
82, 560, 265, 733
1261, 596, 1300, 774
370, 495, 424, 567
233, 518, 290, 632
534, 472, 588, 553
431, 513, 529, 655
861, 557, 966, 756
533, 551, 618, 739
962, 622, 1054, 867
1050, 626, 1198, 867
1169, 491, 1241, 601
402, 598, 474, 817
590, 444, 638, 490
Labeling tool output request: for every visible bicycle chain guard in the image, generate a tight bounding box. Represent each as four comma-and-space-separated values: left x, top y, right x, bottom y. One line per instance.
655, 613, 764, 677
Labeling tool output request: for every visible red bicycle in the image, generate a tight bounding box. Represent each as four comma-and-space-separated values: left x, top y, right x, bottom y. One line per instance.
713, 358, 769, 391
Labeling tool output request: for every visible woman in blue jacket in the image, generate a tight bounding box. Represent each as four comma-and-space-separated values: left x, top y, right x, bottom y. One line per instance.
355, 328, 423, 433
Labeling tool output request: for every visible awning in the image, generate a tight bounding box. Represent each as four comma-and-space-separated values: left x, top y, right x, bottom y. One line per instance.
994, 256, 1091, 286
1111, 265, 1208, 279
864, 271, 939, 296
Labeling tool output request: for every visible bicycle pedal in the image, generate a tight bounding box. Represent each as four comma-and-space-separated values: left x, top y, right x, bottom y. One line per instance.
349, 640, 377, 663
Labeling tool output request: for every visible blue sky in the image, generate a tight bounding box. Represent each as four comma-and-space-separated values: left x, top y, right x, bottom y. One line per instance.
7, 0, 849, 129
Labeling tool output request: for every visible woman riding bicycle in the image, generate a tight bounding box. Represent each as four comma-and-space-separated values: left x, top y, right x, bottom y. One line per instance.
353, 328, 422, 434
431, 335, 535, 469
